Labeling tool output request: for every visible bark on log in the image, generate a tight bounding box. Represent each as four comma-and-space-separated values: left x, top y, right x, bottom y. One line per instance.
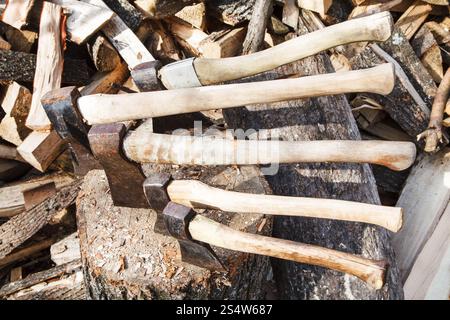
135, 0, 200, 19
77, 166, 273, 299
241, 0, 273, 55
0, 50, 90, 85
205, 0, 255, 26
102, 0, 143, 30
222, 17, 404, 299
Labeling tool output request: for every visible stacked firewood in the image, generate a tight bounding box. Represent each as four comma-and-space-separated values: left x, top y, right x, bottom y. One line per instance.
0, 0, 448, 300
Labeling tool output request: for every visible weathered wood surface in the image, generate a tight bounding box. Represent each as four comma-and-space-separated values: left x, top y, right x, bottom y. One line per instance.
242, 0, 273, 54
0, 50, 90, 85
102, 0, 143, 30
350, 27, 436, 140
393, 151, 450, 282
0, 260, 85, 300
205, 0, 255, 26
223, 16, 404, 299
135, 0, 199, 19
77, 166, 273, 299
0, 180, 82, 258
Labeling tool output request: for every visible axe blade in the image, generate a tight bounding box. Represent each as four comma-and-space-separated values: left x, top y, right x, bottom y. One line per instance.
163, 202, 225, 272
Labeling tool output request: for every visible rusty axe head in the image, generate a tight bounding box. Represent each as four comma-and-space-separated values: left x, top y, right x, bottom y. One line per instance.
41, 86, 101, 176
162, 201, 225, 271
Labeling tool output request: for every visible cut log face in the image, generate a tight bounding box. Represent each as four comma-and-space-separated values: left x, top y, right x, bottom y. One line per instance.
77, 167, 272, 299
0, 82, 32, 146
17, 131, 65, 172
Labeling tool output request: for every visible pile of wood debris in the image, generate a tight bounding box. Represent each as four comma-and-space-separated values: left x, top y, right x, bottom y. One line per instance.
0, 0, 448, 300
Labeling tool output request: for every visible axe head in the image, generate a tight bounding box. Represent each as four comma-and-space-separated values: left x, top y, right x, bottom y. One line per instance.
143, 173, 173, 234
158, 58, 202, 89
88, 123, 149, 208
131, 60, 164, 92
41, 87, 100, 176
163, 202, 225, 272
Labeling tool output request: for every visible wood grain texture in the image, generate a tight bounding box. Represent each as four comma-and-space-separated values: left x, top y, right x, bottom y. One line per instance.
393, 151, 450, 281
135, 0, 199, 19
167, 180, 403, 232
78, 64, 395, 124
82, 0, 154, 69
48, 0, 114, 44
241, 0, 273, 54
1, 0, 35, 29
0, 179, 81, 259
123, 132, 415, 171
25, 2, 64, 131
190, 215, 386, 288
194, 12, 393, 85
77, 167, 272, 299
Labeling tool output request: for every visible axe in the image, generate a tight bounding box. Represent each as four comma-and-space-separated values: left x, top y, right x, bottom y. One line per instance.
142, 172, 403, 233
135, 12, 394, 89
151, 201, 387, 289
43, 63, 395, 125
88, 123, 416, 218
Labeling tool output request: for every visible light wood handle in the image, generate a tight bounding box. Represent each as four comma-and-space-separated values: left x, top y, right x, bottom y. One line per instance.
189, 215, 387, 289
123, 132, 416, 171
78, 64, 395, 124
167, 180, 403, 232
193, 12, 393, 85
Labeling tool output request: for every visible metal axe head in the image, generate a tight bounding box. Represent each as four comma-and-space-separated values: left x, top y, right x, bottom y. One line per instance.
88, 123, 149, 208
131, 60, 164, 92
163, 202, 225, 272
143, 173, 173, 235
41, 86, 100, 176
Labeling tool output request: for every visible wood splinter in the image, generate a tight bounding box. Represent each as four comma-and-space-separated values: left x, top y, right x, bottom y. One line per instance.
417, 68, 450, 152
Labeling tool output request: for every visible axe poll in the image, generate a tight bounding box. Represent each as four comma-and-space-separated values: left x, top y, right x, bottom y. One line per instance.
141, 12, 394, 89
155, 202, 387, 289
43, 63, 396, 125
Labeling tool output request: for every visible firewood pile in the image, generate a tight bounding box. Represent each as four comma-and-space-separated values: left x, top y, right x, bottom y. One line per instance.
0, 0, 448, 300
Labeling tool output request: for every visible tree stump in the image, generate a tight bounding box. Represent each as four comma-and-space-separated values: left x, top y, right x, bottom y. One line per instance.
76, 165, 273, 299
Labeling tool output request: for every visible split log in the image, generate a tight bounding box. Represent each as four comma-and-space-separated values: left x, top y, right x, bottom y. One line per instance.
412, 23, 444, 84
0, 238, 56, 269
282, 0, 299, 30
135, 0, 199, 19
349, 27, 437, 140
49, 0, 115, 44
25, 1, 64, 131
51, 232, 81, 266
394, 0, 432, 40
77, 167, 272, 299
393, 151, 450, 282
242, 0, 273, 55
80, 61, 129, 96
101, 0, 143, 30
17, 131, 65, 173
0, 172, 74, 218
145, 20, 182, 63
200, 27, 247, 58
87, 35, 121, 72
0, 179, 82, 258
0, 35, 10, 50
82, 0, 154, 69
223, 17, 403, 299
0, 260, 85, 300
0, 82, 32, 146
297, 0, 332, 15
0, 50, 90, 85
205, 0, 255, 26
1, 0, 35, 30
175, 2, 207, 30
403, 201, 450, 300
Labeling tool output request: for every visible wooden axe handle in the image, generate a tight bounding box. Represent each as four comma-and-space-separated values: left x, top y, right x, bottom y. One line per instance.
167, 180, 403, 232
189, 215, 387, 289
123, 133, 416, 171
193, 12, 393, 85
78, 64, 395, 124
